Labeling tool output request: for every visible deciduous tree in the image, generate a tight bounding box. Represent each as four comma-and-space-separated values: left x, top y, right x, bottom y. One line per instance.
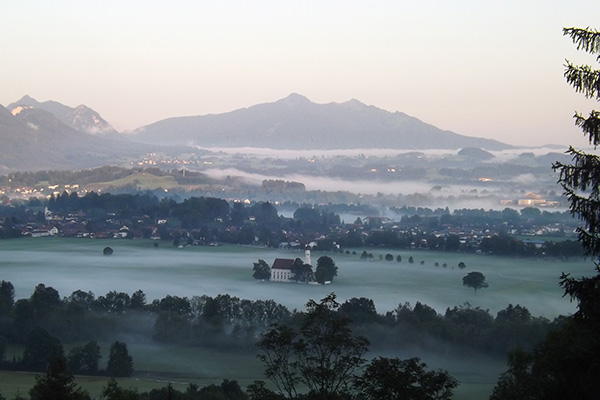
291, 258, 313, 283
21, 327, 64, 372
314, 256, 338, 284
67, 341, 101, 375
462, 271, 488, 293
252, 259, 271, 281
256, 294, 369, 399
354, 356, 457, 400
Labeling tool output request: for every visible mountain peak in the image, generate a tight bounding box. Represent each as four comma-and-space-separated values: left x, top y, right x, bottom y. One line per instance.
7, 96, 118, 136
13, 95, 40, 107
132, 95, 512, 151
278, 93, 311, 104
340, 98, 368, 109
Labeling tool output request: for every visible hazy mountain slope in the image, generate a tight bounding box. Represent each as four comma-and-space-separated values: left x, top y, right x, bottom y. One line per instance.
0, 105, 159, 171
8, 95, 119, 136
131, 93, 511, 150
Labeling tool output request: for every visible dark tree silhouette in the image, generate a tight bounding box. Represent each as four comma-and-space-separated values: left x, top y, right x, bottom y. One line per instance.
29, 357, 90, 400
492, 27, 600, 400
354, 356, 457, 400
314, 256, 338, 284
21, 327, 64, 372
0, 280, 14, 316
256, 294, 369, 399
106, 341, 133, 377
462, 271, 488, 293
252, 259, 271, 281
291, 258, 313, 283
67, 341, 101, 375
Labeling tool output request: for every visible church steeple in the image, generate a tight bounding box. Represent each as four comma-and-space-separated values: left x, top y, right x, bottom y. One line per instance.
305, 246, 311, 266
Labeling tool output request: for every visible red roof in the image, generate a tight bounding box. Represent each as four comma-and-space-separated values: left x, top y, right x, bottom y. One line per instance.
272, 258, 294, 270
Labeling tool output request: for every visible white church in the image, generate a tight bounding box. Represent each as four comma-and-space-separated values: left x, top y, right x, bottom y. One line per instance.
270, 248, 312, 283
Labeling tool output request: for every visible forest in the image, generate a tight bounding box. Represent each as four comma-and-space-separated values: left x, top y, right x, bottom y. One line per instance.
0, 278, 560, 399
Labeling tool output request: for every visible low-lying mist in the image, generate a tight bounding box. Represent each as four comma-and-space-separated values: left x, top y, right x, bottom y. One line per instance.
0, 238, 591, 319
197, 146, 572, 160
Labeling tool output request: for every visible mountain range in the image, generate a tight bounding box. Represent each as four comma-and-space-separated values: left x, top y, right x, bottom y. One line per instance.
1, 94, 512, 172
8, 95, 119, 137
0, 101, 167, 172
130, 93, 511, 151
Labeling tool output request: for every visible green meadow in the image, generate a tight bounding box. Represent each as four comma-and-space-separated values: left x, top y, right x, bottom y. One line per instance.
0, 237, 595, 398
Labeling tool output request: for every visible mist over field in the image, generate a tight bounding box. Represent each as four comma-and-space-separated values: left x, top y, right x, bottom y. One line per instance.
203, 167, 441, 195
197, 146, 569, 160
0, 238, 591, 319
197, 147, 457, 159
201, 167, 541, 212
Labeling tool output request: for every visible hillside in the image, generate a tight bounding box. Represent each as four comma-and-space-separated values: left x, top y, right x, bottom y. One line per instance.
8, 95, 119, 136
0, 105, 163, 171
131, 94, 512, 151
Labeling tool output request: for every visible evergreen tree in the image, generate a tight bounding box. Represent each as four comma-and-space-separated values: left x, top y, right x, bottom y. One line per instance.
491, 27, 600, 400
102, 378, 140, 400
106, 341, 134, 377
554, 26, 600, 339
0, 280, 14, 316
29, 357, 90, 400
554, 27, 600, 261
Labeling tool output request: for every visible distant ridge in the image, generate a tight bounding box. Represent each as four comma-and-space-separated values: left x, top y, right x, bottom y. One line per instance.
0, 103, 173, 171
130, 93, 512, 151
8, 95, 119, 136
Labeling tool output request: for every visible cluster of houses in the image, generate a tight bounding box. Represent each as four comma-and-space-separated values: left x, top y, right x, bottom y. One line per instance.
16, 207, 139, 239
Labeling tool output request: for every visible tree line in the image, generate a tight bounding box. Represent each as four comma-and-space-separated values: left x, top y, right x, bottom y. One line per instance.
1, 189, 586, 260
0, 280, 557, 368
0, 294, 460, 400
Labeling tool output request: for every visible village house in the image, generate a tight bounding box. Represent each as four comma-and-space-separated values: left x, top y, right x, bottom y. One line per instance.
29, 226, 59, 237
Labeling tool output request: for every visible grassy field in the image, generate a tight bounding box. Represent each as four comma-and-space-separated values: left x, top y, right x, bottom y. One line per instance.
0, 345, 502, 400
86, 172, 180, 191
0, 237, 595, 399
0, 370, 195, 399
1, 342, 263, 399
0, 237, 592, 317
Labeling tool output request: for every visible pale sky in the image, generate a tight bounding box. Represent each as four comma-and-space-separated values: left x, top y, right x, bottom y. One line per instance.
2, 1, 599, 147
